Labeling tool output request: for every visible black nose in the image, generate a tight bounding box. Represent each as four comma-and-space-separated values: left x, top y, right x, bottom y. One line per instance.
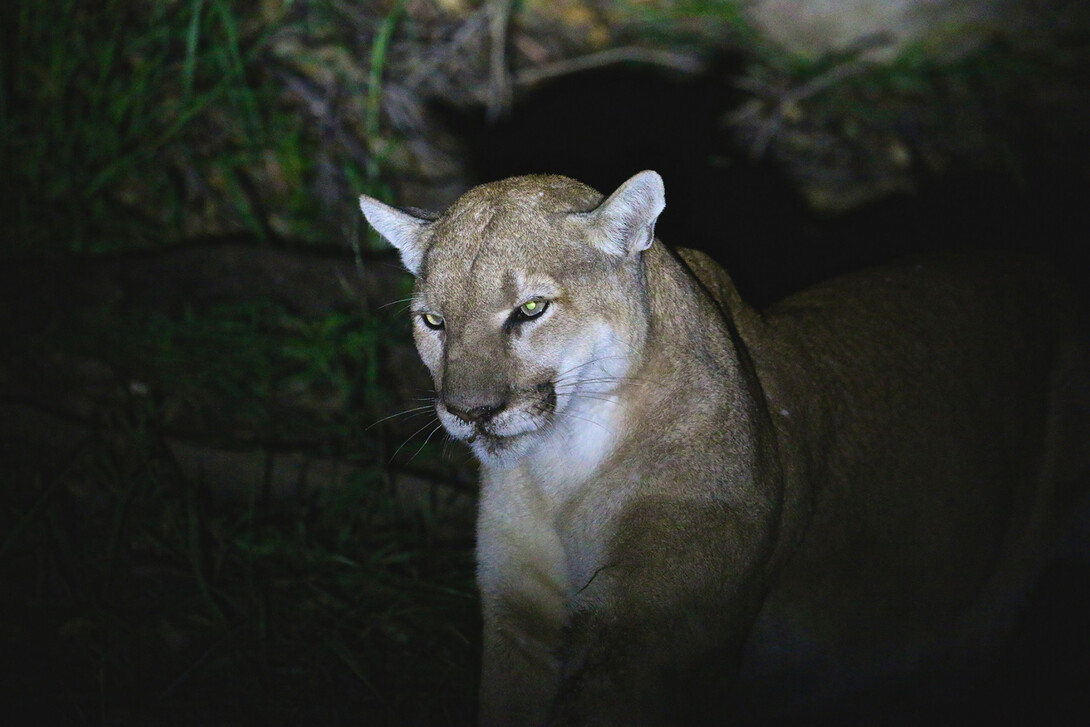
446, 402, 502, 425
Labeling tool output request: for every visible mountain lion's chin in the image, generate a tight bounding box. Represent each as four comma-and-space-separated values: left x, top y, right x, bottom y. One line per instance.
468, 431, 528, 465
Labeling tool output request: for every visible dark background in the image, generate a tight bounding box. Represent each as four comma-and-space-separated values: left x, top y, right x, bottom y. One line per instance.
445, 60, 1090, 307
2, 4, 1088, 725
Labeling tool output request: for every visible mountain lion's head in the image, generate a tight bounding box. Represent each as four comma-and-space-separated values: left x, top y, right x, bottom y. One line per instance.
360, 172, 666, 465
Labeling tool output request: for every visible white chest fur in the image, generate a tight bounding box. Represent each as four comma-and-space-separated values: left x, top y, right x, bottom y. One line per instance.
476, 394, 625, 611
531, 393, 623, 499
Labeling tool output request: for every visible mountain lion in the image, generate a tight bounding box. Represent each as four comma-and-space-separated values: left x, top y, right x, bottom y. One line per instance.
359, 171, 1088, 725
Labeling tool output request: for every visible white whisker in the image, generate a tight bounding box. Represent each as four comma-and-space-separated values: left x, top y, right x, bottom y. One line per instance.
552, 354, 630, 381
390, 416, 441, 462
554, 376, 662, 394
366, 404, 436, 430
561, 410, 612, 434
555, 391, 620, 406
409, 423, 448, 462
378, 296, 415, 311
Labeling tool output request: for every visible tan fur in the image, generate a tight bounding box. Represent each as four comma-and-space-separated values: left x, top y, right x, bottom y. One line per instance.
360, 172, 1088, 725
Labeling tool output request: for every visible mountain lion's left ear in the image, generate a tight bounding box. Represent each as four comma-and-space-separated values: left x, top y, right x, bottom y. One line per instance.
585, 170, 666, 257
358, 194, 434, 276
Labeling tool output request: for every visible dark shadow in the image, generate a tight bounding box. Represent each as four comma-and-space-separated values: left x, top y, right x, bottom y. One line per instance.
435, 57, 811, 305
436, 57, 1089, 308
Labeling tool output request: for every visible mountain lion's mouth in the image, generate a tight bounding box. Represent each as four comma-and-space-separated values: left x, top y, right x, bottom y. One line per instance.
446, 381, 558, 457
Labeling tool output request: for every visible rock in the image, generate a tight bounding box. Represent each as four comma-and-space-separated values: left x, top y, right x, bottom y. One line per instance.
743, 0, 1000, 62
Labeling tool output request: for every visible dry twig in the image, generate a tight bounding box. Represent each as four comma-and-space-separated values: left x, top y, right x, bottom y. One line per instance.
486, 0, 515, 121
732, 45, 887, 158
515, 46, 704, 88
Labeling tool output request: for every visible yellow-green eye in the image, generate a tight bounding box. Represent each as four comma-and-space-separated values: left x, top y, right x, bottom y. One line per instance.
421, 312, 445, 330
517, 297, 548, 320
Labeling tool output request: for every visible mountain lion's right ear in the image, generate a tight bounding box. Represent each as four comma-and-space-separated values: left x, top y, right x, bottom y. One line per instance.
358, 194, 434, 276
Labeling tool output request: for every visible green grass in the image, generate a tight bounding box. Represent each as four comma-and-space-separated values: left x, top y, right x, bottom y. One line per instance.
1, 444, 478, 725
0, 0, 392, 257
2, 0, 471, 671
123, 301, 391, 447
1, 296, 479, 725
4, 0, 228, 252
1, 1, 480, 718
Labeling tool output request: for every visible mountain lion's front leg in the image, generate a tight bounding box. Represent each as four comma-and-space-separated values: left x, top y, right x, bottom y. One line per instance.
476, 507, 571, 727
478, 596, 563, 727
548, 495, 777, 727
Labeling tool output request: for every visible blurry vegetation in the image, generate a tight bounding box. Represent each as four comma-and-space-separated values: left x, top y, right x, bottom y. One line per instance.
3, 0, 1085, 253
1, 1, 480, 721
1, 285, 479, 723
4, 0, 1049, 253
1, 413, 477, 725
0, 0, 767, 258
0, 0, 400, 256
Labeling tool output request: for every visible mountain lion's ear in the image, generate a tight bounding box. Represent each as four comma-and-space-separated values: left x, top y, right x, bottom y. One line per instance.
586, 170, 666, 257
358, 194, 434, 276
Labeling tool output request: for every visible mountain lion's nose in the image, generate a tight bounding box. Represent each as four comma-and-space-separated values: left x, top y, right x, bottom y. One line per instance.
446, 402, 503, 425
